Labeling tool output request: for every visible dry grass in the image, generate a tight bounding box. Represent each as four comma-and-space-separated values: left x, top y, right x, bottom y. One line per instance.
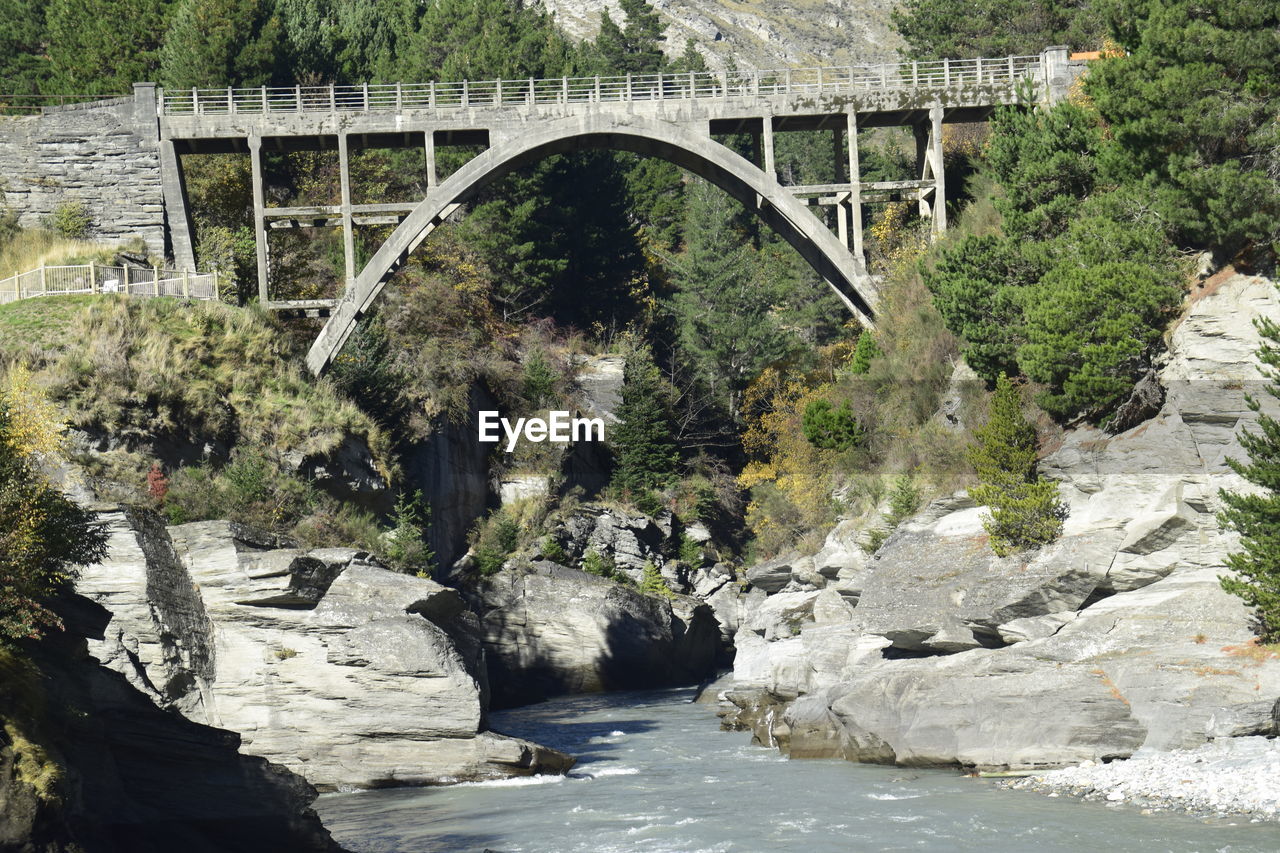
1221, 639, 1280, 665
0, 229, 125, 280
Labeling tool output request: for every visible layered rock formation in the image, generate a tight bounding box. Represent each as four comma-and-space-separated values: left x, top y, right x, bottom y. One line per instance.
77, 515, 572, 791
721, 273, 1280, 770
0, 599, 342, 853
465, 561, 721, 707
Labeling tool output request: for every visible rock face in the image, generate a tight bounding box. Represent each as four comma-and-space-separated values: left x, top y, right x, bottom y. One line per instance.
727, 273, 1280, 770
78, 515, 572, 791
402, 384, 496, 568
531, 0, 902, 71
466, 561, 721, 708
0, 599, 342, 853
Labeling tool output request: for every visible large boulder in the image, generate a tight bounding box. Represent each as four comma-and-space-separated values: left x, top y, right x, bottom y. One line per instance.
466, 561, 721, 707
78, 514, 572, 791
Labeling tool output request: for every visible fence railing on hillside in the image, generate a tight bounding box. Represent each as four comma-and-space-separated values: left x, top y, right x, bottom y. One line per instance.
0, 263, 220, 305
159, 55, 1044, 116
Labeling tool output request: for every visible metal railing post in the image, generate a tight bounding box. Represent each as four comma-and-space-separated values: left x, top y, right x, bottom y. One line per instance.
39, 264, 45, 296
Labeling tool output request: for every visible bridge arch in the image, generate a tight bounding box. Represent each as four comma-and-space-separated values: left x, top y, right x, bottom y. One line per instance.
306, 114, 878, 375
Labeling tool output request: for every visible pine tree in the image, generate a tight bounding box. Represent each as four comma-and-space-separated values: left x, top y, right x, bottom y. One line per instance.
640, 561, 674, 598
671, 180, 795, 419
611, 346, 679, 493
849, 331, 881, 375
967, 374, 1065, 556
45, 0, 169, 95
160, 0, 283, 89
1219, 314, 1280, 640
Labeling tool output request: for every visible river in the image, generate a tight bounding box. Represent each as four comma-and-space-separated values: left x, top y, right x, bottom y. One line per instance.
318, 688, 1280, 852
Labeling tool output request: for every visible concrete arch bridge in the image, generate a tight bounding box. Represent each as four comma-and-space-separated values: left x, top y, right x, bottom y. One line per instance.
145, 47, 1079, 374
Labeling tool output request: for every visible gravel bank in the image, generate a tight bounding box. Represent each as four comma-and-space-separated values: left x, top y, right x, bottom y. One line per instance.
1006, 737, 1280, 820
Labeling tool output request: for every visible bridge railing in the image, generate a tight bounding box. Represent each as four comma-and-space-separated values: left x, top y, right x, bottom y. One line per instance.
159, 55, 1043, 116
0, 263, 220, 305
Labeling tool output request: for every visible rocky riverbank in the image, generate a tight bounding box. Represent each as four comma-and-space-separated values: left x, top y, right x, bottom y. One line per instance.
1007, 736, 1280, 821
713, 271, 1280, 771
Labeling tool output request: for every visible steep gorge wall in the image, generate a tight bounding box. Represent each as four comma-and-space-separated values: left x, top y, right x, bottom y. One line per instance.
0, 90, 167, 257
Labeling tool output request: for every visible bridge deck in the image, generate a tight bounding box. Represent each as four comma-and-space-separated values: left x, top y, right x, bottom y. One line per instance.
157, 55, 1051, 150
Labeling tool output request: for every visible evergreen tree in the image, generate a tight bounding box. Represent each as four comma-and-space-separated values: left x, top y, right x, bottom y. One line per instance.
1087, 0, 1280, 252
891, 0, 1103, 59
160, 0, 283, 89
44, 0, 169, 95
612, 346, 679, 493
1219, 313, 1280, 640
849, 331, 881, 375
802, 400, 865, 451
0, 0, 51, 98
640, 561, 675, 598
671, 181, 795, 419
967, 375, 1066, 556
593, 0, 666, 75
381, 490, 434, 574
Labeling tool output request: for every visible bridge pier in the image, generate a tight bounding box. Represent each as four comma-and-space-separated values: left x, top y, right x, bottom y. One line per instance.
913, 106, 946, 237
338, 133, 356, 287
846, 112, 864, 263
248, 135, 269, 305
158, 138, 197, 271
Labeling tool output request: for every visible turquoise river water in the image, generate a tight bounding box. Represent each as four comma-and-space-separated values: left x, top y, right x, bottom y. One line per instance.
317, 688, 1280, 853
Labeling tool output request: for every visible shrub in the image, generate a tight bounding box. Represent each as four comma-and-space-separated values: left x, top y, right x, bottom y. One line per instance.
967, 375, 1066, 556
521, 348, 558, 409
540, 536, 568, 563
802, 399, 865, 451
48, 201, 91, 240
165, 446, 318, 533
473, 511, 520, 576
581, 549, 618, 580
886, 474, 920, 524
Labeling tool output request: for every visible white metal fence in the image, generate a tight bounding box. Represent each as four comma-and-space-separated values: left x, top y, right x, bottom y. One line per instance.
160, 55, 1045, 116
0, 263, 220, 305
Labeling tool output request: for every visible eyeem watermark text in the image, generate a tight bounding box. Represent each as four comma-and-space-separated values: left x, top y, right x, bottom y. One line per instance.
478, 411, 605, 451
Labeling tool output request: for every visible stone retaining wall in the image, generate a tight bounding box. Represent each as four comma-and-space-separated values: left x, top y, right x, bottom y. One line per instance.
0, 88, 166, 257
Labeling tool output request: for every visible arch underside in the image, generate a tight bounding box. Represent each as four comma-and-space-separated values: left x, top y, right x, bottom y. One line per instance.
307, 114, 878, 375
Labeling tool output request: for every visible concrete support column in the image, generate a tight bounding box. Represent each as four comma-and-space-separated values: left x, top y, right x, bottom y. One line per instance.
762, 115, 775, 180
914, 122, 931, 223
929, 105, 946, 235
248, 135, 269, 304
847, 111, 864, 263
424, 129, 437, 188
1042, 45, 1072, 105
158, 139, 197, 271
832, 126, 845, 182
338, 133, 356, 288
